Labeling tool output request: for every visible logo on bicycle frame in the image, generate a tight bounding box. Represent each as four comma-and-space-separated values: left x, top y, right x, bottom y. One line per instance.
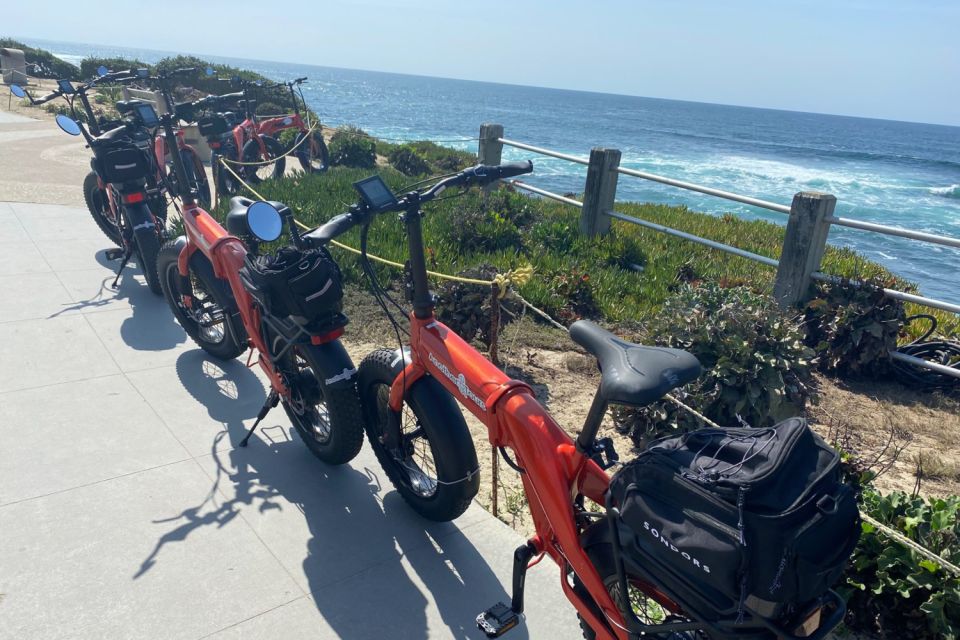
428, 352, 486, 412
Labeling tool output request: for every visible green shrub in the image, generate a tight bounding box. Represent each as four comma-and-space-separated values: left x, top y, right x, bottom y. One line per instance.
78, 56, 147, 80
0, 38, 79, 80
435, 264, 521, 347
404, 140, 475, 171
843, 489, 960, 639
615, 284, 816, 445
44, 102, 88, 123
804, 277, 906, 377
255, 101, 282, 116
545, 266, 600, 321
388, 146, 431, 176
329, 126, 376, 168
277, 127, 299, 149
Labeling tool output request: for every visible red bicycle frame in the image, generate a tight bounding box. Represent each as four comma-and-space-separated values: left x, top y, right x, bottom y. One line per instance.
366, 182, 679, 639
175, 199, 343, 394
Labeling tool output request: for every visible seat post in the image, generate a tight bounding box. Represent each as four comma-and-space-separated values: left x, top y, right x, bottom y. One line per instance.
576, 387, 608, 454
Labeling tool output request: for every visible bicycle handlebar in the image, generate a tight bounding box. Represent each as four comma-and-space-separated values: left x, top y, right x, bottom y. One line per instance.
303, 161, 534, 246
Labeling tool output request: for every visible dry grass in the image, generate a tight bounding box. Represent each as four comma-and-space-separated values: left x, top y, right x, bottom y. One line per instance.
809, 375, 960, 497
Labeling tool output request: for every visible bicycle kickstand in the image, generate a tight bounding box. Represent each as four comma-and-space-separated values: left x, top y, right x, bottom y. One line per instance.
110, 247, 133, 289
239, 389, 280, 448
476, 542, 538, 638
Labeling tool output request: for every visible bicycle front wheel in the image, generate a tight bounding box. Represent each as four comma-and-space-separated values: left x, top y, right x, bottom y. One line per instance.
357, 348, 479, 522
242, 135, 286, 183
296, 128, 329, 173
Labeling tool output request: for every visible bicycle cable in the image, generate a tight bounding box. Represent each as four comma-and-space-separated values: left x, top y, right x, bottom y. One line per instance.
893, 314, 960, 389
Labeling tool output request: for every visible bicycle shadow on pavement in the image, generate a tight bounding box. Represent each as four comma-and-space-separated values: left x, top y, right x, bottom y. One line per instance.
136, 350, 526, 638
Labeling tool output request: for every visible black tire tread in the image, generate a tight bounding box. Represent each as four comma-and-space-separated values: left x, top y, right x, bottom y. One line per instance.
82, 171, 122, 246
135, 227, 163, 295
285, 346, 364, 465
358, 347, 479, 522
242, 135, 285, 183
157, 239, 246, 360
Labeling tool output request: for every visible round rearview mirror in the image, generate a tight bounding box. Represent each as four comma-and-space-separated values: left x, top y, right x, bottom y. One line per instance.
205, 67, 215, 76
55, 114, 82, 136
9, 84, 26, 99
246, 201, 283, 242
97, 65, 109, 77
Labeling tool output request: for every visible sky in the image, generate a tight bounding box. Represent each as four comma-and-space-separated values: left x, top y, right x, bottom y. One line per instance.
6, 0, 959, 126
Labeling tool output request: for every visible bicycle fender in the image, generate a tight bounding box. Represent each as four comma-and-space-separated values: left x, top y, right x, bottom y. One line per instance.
123, 202, 156, 234
305, 340, 358, 391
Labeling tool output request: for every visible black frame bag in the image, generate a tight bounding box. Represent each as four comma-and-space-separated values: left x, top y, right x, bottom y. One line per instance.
239, 245, 347, 332
608, 417, 859, 628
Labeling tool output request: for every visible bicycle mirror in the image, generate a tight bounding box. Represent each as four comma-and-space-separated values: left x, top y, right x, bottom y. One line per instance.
246, 202, 283, 242
55, 114, 82, 136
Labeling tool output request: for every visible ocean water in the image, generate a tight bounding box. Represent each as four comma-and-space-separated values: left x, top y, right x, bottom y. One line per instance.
21, 38, 960, 303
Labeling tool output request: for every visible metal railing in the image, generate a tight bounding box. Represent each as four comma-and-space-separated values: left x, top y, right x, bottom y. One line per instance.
479, 124, 959, 380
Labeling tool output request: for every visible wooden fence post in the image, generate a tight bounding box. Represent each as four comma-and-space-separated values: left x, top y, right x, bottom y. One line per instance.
478, 123, 504, 166
773, 192, 836, 308
580, 147, 621, 237
478, 123, 504, 196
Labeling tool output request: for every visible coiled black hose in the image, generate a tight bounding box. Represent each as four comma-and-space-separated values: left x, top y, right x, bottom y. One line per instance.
892, 315, 960, 389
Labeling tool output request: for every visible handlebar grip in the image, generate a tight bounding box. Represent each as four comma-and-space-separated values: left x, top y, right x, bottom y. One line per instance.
36, 91, 61, 103
295, 77, 308, 83
304, 213, 357, 245
485, 160, 533, 181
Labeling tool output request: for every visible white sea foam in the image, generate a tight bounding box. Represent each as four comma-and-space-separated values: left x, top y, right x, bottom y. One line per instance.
929, 184, 960, 199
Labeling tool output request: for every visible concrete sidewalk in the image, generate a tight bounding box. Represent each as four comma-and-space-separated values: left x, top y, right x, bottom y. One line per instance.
0, 200, 580, 638
0, 102, 581, 639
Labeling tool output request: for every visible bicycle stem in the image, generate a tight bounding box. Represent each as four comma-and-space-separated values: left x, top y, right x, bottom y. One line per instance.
402, 194, 435, 319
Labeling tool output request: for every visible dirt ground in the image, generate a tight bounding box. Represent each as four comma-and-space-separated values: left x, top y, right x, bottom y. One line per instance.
341, 286, 960, 538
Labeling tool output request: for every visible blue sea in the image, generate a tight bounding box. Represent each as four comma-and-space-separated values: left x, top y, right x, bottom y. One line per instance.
22, 38, 960, 304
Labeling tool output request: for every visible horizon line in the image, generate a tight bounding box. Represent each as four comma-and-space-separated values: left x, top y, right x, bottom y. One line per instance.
17, 34, 960, 130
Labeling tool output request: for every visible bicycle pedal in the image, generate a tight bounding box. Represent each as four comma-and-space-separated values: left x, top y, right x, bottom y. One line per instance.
476, 602, 521, 638
104, 248, 125, 260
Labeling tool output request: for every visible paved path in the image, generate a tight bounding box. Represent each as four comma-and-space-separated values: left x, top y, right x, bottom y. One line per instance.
0, 105, 581, 639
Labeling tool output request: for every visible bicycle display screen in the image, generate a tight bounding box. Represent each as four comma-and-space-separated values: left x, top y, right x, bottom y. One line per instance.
353, 175, 398, 211
135, 104, 159, 128
57, 79, 75, 94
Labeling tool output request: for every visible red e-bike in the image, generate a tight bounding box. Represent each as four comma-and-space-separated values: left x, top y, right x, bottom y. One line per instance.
154, 106, 364, 465
279, 163, 847, 640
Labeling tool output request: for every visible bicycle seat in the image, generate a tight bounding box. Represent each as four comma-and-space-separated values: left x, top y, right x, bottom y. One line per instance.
226, 197, 290, 237
569, 320, 702, 406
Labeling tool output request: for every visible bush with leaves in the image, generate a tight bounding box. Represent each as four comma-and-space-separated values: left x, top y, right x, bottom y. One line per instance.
329, 126, 376, 168
0, 38, 80, 80
79, 56, 147, 80
435, 265, 521, 347
842, 489, 960, 639
388, 145, 431, 176
615, 284, 816, 446
803, 277, 906, 377
255, 101, 282, 116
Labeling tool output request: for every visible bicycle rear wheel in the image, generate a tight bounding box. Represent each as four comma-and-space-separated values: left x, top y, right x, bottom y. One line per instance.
577, 541, 702, 640
357, 348, 479, 522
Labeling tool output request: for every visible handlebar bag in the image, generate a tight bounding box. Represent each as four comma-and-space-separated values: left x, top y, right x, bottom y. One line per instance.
240, 246, 346, 332
608, 417, 859, 625
94, 143, 150, 183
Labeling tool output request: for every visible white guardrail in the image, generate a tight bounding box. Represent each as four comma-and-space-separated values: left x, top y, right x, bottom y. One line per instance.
474, 124, 959, 380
